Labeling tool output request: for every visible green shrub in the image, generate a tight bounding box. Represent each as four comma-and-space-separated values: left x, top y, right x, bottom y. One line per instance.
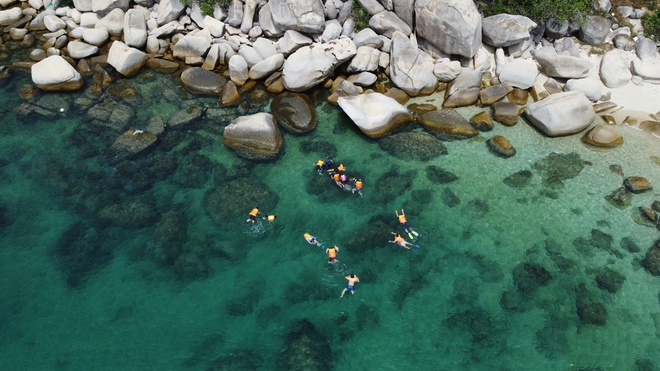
476, 0, 592, 23
643, 11, 660, 41
351, 0, 371, 32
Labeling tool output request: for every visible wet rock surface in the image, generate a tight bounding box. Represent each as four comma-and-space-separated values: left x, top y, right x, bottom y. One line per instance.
270, 92, 317, 134
378, 132, 448, 161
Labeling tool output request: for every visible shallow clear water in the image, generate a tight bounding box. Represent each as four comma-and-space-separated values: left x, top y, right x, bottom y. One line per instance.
1, 67, 660, 371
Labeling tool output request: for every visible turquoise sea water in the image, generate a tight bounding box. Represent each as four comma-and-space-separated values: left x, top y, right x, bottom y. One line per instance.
1, 67, 660, 371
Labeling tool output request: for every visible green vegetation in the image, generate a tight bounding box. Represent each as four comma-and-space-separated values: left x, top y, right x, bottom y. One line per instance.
642, 11, 660, 40
351, 0, 371, 32
180, 0, 229, 17
475, 0, 592, 23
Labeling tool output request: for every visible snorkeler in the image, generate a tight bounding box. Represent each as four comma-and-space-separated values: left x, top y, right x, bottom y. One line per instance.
246, 207, 260, 223
332, 173, 344, 188
389, 232, 418, 250
351, 178, 363, 198
395, 209, 418, 239
315, 159, 325, 174
326, 245, 339, 264
262, 215, 277, 222
304, 233, 324, 247
323, 157, 334, 170
340, 274, 360, 298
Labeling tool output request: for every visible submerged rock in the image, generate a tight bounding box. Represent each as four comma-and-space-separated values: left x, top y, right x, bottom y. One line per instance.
503, 170, 532, 188
106, 129, 157, 163
203, 179, 279, 225
624, 176, 652, 194
469, 111, 493, 131
582, 124, 623, 147
532, 152, 585, 181
486, 135, 516, 158
98, 199, 158, 228
512, 262, 552, 293
152, 210, 187, 266
642, 240, 660, 276
605, 186, 632, 209
575, 283, 607, 326
374, 167, 416, 203
270, 92, 317, 134
441, 188, 460, 207
378, 132, 447, 161
417, 108, 478, 139
55, 222, 109, 287
280, 319, 332, 371
595, 268, 625, 293
426, 165, 458, 184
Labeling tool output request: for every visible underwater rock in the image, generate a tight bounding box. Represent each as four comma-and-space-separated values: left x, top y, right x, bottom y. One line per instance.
220, 80, 241, 107
605, 186, 632, 209
107, 81, 140, 104
146, 115, 165, 136
152, 210, 187, 266
106, 160, 155, 193
203, 179, 279, 225
407, 103, 437, 115
469, 111, 493, 131
444, 309, 496, 343
402, 189, 434, 217
595, 268, 625, 293
168, 105, 203, 128
503, 170, 532, 188
378, 132, 448, 161
299, 139, 337, 158
374, 167, 415, 204
14, 102, 59, 119
441, 188, 460, 207
490, 101, 520, 126
642, 240, 660, 276
87, 98, 135, 132
486, 135, 516, 158
426, 165, 458, 184
417, 108, 479, 139
346, 214, 395, 254
609, 164, 624, 177
581, 124, 623, 147
171, 154, 212, 188
18, 84, 36, 100
356, 302, 380, 331
55, 221, 110, 287
462, 199, 489, 219
532, 152, 585, 181
624, 176, 653, 194
174, 251, 209, 281
639, 206, 658, 225
106, 129, 157, 163
512, 262, 552, 293
98, 199, 158, 228
621, 236, 640, 253
207, 349, 264, 371
222, 112, 283, 161
270, 92, 317, 134
500, 288, 529, 311
280, 319, 332, 371
575, 283, 607, 326
149, 153, 178, 179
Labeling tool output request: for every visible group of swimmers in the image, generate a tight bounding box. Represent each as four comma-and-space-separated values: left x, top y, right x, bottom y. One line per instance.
245, 207, 276, 224
314, 157, 363, 198
302, 209, 420, 298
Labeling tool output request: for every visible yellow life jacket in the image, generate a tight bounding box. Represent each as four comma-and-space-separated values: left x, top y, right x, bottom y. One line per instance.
398, 214, 407, 224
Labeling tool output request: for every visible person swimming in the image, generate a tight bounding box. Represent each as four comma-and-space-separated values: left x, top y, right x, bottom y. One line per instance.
315, 159, 325, 174
332, 173, 344, 188
340, 274, 359, 298
395, 209, 418, 239
351, 178, 363, 198
304, 233, 324, 247
246, 207, 260, 223
263, 215, 277, 222
389, 232, 417, 250
326, 245, 339, 264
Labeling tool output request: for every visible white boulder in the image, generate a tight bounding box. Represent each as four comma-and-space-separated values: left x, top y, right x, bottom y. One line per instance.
337, 92, 412, 138
107, 40, 148, 76
31, 55, 84, 91
67, 40, 99, 59
524, 91, 596, 137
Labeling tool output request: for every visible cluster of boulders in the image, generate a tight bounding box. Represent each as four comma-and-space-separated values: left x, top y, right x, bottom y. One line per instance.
0, 0, 656, 152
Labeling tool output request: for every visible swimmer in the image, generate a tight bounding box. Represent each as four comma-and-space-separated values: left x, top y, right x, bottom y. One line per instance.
304, 232, 324, 247
262, 215, 277, 222
323, 157, 334, 171
326, 245, 339, 264
332, 173, 344, 188
395, 209, 418, 239
315, 159, 325, 174
246, 207, 260, 223
351, 178, 363, 198
389, 232, 417, 250
340, 274, 359, 298
336, 163, 346, 173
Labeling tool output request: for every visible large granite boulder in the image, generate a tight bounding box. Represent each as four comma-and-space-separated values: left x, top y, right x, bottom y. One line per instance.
83, 28, 110, 46
95, 8, 125, 37
337, 93, 412, 138
107, 41, 148, 76
564, 77, 605, 102
269, 0, 326, 34
282, 37, 356, 92
0, 7, 23, 26
531, 49, 591, 79
479, 83, 513, 105
600, 49, 631, 88
347, 46, 380, 73
389, 31, 437, 96
270, 92, 317, 134
222, 112, 283, 161
581, 124, 623, 147
124, 9, 147, 49
415, 0, 482, 58
417, 108, 478, 138
31, 55, 84, 91
369, 10, 411, 38
172, 35, 211, 59
482, 14, 536, 47
443, 68, 482, 108
44, 15, 67, 32
498, 58, 538, 89
249, 53, 285, 80
579, 15, 611, 45
92, 0, 130, 17
157, 0, 185, 25
229, 54, 249, 85
180, 67, 227, 95
433, 59, 462, 82
277, 29, 313, 55
491, 101, 520, 126
524, 91, 596, 137
67, 41, 99, 59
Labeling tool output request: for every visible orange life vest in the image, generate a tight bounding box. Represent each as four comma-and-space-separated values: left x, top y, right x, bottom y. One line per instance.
398, 214, 407, 224
328, 248, 337, 258
249, 208, 259, 217
356, 180, 363, 188
333, 174, 340, 181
